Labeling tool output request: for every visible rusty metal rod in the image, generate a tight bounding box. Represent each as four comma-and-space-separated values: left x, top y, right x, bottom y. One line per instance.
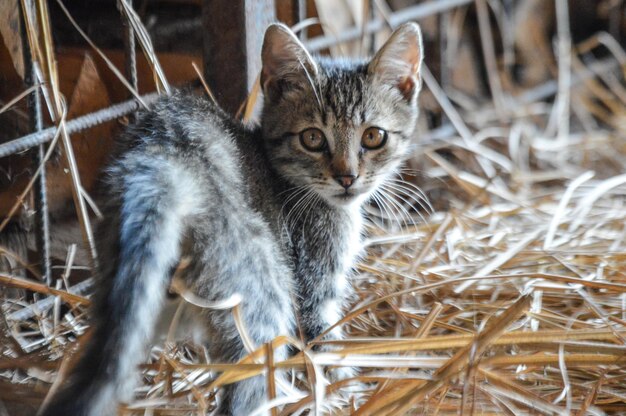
121, 0, 138, 121
21, 0, 52, 284
124, 0, 138, 91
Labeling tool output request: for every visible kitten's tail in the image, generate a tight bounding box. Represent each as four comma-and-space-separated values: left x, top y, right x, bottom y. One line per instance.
39, 160, 197, 416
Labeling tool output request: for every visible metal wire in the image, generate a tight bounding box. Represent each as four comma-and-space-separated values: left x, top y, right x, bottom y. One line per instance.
7, 278, 94, 322
0, 92, 160, 159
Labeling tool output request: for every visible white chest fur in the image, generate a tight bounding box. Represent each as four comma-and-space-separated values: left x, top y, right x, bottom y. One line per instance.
335, 205, 364, 298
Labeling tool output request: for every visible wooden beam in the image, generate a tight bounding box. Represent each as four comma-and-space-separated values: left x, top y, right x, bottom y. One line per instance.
276, 0, 304, 28
202, 0, 276, 115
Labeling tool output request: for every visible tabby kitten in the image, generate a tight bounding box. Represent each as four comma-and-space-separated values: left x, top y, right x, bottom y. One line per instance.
39, 22, 423, 416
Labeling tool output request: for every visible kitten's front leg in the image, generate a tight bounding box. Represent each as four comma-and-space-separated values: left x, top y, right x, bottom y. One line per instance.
300, 282, 369, 412
299, 271, 348, 343
300, 274, 357, 382
298, 211, 364, 386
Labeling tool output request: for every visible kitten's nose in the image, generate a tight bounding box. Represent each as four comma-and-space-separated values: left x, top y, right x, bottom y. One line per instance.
334, 175, 357, 189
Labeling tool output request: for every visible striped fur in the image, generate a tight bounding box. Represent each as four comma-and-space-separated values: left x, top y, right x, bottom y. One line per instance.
39, 23, 423, 415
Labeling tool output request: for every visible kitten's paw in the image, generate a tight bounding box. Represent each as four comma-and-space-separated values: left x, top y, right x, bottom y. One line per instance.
327, 366, 367, 405
328, 365, 356, 383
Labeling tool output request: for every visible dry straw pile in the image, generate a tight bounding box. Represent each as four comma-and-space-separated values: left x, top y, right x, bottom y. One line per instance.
1, 0, 626, 415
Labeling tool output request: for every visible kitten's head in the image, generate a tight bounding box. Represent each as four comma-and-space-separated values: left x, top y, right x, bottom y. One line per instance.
260, 23, 423, 208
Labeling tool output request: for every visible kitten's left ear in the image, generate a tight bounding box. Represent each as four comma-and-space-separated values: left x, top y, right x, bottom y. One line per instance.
368, 23, 424, 102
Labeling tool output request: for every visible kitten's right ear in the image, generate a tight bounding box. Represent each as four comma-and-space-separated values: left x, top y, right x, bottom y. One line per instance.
261, 23, 318, 102
369, 23, 424, 102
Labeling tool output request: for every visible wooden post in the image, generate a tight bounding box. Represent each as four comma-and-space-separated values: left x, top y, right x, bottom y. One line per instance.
202, 0, 276, 116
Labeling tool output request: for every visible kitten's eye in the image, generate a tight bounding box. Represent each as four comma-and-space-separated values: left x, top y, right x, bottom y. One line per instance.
299, 128, 327, 152
361, 127, 387, 150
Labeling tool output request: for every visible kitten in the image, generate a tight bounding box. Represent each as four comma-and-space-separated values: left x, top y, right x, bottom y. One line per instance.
38, 22, 423, 416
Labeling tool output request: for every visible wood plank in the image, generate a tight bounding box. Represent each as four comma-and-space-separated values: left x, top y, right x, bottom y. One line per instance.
202, 0, 275, 115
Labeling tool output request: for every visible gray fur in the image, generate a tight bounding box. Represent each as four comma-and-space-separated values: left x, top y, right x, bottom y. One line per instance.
39, 22, 423, 416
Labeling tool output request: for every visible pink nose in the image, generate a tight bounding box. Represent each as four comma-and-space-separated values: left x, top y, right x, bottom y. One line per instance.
334, 175, 357, 189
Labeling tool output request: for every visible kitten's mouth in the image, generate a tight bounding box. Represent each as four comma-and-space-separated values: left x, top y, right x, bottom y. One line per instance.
334, 190, 356, 198
322, 184, 370, 206
330, 189, 365, 204
335, 193, 354, 200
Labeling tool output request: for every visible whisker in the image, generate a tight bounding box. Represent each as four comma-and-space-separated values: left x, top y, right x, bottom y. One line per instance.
289, 191, 319, 235
296, 56, 324, 113
368, 192, 393, 229
366, 193, 390, 229
277, 183, 310, 197
385, 179, 434, 213
299, 192, 321, 234
380, 185, 427, 226
372, 190, 404, 230
280, 185, 313, 229
378, 188, 412, 229
399, 167, 430, 177
279, 186, 309, 208
285, 188, 316, 227
383, 181, 433, 215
